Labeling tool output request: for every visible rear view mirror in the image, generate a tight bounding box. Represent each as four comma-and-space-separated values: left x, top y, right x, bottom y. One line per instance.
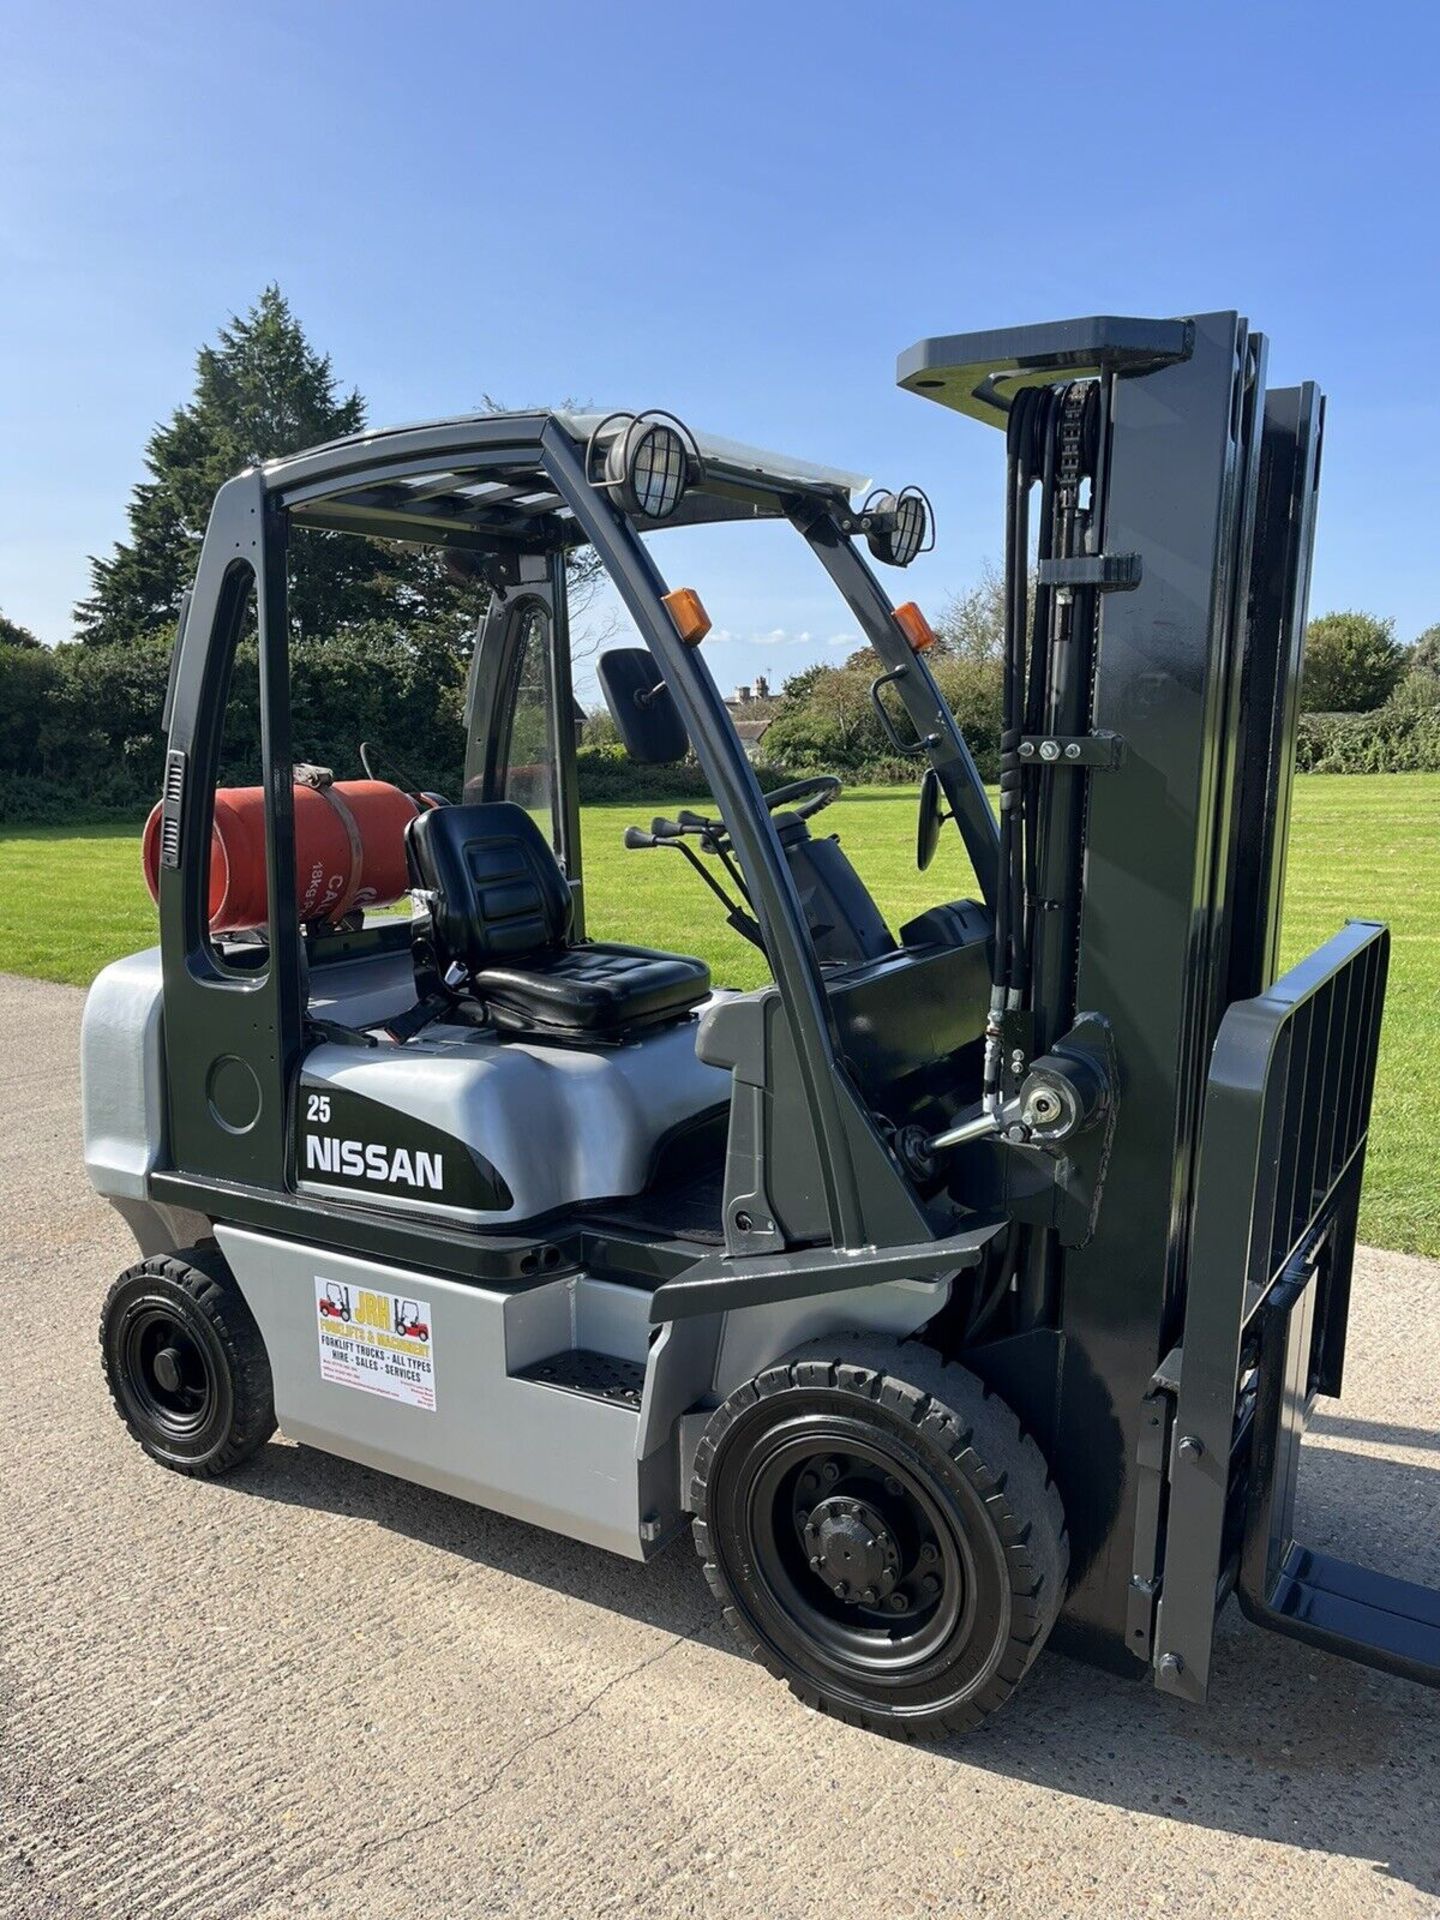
597, 648, 690, 765
917, 765, 946, 870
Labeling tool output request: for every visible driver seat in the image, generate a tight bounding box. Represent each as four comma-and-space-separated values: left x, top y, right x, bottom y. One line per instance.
406, 802, 711, 1039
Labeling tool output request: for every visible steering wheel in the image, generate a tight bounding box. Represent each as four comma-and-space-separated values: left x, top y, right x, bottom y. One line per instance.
761, 774, 842, 821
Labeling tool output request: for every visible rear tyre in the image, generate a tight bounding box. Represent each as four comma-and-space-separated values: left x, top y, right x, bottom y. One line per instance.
100, 1247, 276, 1477
691, 1337, 1067, 1739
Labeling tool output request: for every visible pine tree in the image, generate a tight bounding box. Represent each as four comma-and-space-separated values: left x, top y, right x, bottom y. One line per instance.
77, 287, 418, 644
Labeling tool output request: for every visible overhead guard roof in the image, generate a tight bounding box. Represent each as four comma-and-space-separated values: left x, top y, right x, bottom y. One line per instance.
256, 407, 871, 550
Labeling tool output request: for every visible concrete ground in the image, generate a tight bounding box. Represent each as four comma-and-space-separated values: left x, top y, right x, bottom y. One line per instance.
1, 969, 1436, 1920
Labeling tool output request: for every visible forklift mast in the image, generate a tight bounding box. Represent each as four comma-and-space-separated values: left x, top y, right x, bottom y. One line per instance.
898, 315, 1423, 1691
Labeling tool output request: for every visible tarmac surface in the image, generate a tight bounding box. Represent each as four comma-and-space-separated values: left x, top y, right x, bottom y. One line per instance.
1, 968, 1437, 1919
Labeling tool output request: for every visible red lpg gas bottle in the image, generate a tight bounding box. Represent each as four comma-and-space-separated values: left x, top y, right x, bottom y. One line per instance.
142, 778, 421, 934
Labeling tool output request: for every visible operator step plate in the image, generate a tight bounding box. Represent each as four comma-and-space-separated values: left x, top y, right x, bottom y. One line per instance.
515, 1349, 644, 1409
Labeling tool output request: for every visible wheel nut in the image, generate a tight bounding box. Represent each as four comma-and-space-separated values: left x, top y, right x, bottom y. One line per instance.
919, 1542, 939, 1564
859, 1588, 877, 1605
834, 1581, 849, 1600
884, 1476, 902, 1496
809, 1555, 823, 1571
821, 1462, 840, 1484
799, 1472, 818, 1494
921, 1574, 940, 1597
889, 1592, 910, 1613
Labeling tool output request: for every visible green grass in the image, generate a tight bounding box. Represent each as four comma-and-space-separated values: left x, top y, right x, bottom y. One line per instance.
2, 775, 1436, 1254
1274, 776, 1440, 1259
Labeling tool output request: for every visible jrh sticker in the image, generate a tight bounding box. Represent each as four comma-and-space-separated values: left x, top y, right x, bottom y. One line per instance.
315, 1277, 437, 1411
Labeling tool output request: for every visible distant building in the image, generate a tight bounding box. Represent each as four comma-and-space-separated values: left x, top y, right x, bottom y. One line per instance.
725, 679, 776, 760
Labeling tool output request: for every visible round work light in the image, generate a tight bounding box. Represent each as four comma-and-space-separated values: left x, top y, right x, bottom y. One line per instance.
595, 412, 700, 522
864, 486, 934, 568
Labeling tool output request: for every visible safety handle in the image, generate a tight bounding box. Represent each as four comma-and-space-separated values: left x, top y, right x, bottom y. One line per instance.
869, 666, 927, 758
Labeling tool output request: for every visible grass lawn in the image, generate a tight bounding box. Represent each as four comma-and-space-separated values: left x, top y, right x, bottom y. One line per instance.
2, 774, 1435, 1254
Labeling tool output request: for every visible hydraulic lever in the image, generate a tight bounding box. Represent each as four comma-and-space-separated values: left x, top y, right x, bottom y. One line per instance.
622, 822, 766, 953
662, 811, 757, 911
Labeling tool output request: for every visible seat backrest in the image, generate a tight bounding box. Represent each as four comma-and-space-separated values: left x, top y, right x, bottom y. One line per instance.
406, 802, 573, 976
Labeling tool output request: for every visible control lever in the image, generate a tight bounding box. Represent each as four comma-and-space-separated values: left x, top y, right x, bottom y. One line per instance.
620, 817, 765, 953
664, 807, 747, 906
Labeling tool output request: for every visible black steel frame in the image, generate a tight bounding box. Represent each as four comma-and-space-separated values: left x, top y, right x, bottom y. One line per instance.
151, 409, 1000, 1303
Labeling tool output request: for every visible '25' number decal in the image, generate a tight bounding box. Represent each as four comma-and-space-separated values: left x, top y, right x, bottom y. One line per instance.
306, 1093, 331, 1125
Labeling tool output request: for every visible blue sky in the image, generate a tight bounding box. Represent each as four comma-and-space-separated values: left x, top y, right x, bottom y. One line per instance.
4, 0, 1438, 698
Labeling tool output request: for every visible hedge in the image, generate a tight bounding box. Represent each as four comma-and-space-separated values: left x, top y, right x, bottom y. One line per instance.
573, 744, 793, 802
0, 637, 793, 826
5, 635, 1437, 831
1296, 707, 1440, 774
0, 630, 469, 826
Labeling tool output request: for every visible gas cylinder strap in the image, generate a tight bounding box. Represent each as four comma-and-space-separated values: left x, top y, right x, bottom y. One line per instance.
312, 780, 367, 922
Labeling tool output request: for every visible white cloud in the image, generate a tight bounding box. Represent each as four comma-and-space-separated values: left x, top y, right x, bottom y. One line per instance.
709, 625, 859, 650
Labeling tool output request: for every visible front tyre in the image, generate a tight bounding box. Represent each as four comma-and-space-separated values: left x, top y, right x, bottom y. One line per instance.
691, 1338, 1067, 1739
100, 1248, 276, 1477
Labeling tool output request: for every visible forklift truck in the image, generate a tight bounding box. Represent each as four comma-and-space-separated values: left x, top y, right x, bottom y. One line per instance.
83, 318, 1439, 1738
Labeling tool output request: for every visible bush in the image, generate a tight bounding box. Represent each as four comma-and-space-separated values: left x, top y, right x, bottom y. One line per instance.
575, 743, 792, 804
288, 626, 466, 796
763, 647, 1002, 784
1301, 611, 1405, 713
1388, 667, 1440, 714
1296, 705, 1440, 774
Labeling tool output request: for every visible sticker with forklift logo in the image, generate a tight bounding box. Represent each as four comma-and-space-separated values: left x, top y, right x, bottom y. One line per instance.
315, 1278, 436, 1411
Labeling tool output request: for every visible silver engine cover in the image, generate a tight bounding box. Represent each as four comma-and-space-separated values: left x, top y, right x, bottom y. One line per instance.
297, 1010, 729, 1225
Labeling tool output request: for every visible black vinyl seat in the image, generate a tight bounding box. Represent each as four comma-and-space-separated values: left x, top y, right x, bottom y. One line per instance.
405, 802, 710, 1038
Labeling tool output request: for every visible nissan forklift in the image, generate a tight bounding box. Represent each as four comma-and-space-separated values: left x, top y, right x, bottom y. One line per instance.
83, 318, 1439, 1739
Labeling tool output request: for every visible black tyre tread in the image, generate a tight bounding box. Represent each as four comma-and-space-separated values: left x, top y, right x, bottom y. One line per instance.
691, 1333, 1068, 1741
99, 1245, 276, 1477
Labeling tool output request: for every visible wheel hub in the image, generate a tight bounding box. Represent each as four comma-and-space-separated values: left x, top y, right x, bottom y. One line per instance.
802, 1495, 900, 1604
153, 1346, 185, 1394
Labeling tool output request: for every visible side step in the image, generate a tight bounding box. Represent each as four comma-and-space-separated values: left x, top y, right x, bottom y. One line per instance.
515, 1349, 644, 1410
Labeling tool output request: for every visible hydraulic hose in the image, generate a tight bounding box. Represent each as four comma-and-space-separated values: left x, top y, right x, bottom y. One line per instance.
968, 379, 1106, 1338
985, 385, 1049, 1114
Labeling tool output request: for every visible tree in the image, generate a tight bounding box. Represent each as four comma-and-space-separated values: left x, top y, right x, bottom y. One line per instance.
0, 611, 41, 649
1300, 611, 1405, 713
1411, 623, 1440, 681
76, 287, 443, 645
761, 563, 1012, 779
933, 563, 1007, 663
764, 655, 884, 769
